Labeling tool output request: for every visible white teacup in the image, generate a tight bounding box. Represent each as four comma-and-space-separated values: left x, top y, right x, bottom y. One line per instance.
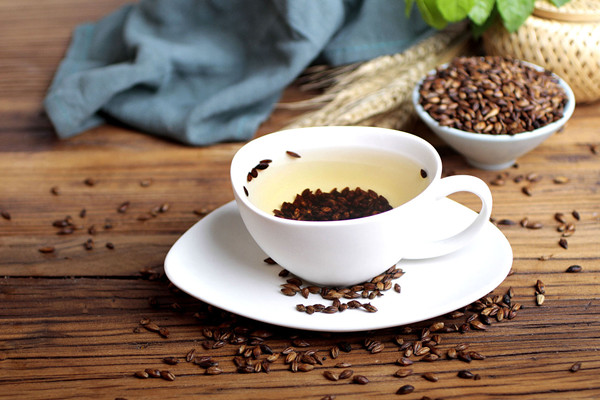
231, 126, 492, 287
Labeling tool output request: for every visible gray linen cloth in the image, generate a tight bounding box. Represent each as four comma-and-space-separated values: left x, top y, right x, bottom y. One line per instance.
44, 0, 432, 145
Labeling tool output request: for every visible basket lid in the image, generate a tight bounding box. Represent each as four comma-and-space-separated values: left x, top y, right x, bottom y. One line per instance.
533, 0, 600, 22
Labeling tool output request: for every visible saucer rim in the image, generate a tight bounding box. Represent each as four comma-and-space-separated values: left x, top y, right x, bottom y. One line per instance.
164, 200, 513, 332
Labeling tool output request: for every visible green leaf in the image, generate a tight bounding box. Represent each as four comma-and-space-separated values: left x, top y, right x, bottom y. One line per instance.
497, 0, 535, 32
415, 0, 448, 29
550, 0, 571, 6
405, 0, 416, 16
470, 7, 499, 38
436, 0, 475, 22
468, 0, 495, 25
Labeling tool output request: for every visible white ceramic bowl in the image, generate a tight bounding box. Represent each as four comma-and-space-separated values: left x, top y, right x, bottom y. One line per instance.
412, 62, 575, 170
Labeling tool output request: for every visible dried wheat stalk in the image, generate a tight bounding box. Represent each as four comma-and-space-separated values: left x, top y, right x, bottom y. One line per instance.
280, 24, 470, 130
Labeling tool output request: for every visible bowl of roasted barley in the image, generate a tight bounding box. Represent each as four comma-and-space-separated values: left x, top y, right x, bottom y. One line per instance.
412, 56, 575, 170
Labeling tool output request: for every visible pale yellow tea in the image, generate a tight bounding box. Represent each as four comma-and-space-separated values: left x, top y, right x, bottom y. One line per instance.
246, 147, 430, 216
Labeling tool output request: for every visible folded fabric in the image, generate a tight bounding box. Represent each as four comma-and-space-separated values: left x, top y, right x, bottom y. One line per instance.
44, 0, 432, 146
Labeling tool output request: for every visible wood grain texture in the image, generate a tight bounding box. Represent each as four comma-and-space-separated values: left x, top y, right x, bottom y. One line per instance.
1, 278, 599, 400
1, 1, 600, 399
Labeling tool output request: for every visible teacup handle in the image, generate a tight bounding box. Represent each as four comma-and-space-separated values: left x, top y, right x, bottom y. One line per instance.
403, 175, 493, 259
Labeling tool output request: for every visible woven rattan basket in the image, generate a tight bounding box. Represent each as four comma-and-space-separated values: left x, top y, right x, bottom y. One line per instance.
483, 0, 600, 103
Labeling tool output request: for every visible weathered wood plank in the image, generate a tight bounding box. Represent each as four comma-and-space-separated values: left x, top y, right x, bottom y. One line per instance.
1, 278, 599, 399
1, 0, 600, 398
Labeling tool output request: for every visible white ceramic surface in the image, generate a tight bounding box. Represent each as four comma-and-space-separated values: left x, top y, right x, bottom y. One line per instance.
230, 126, 492, 287
412, 62, 576, 170
164, 200, 513, 333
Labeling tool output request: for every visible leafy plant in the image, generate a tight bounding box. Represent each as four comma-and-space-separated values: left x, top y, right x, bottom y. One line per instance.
406, 0, 571, 34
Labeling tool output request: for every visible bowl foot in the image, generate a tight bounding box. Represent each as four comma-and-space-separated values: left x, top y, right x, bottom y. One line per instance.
465, 158, 516, 171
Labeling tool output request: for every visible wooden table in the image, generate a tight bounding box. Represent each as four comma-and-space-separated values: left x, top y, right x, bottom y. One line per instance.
1, 2, 599, 399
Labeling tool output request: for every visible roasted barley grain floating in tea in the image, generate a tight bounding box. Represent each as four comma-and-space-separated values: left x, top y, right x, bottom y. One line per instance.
273, 187, 392, 221
246, 147, 429, 219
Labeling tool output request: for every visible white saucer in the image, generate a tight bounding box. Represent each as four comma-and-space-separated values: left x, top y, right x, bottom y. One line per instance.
164, 200, 512, 332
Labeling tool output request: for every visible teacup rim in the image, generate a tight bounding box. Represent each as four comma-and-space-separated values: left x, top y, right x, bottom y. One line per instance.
231, 126, 442, 227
